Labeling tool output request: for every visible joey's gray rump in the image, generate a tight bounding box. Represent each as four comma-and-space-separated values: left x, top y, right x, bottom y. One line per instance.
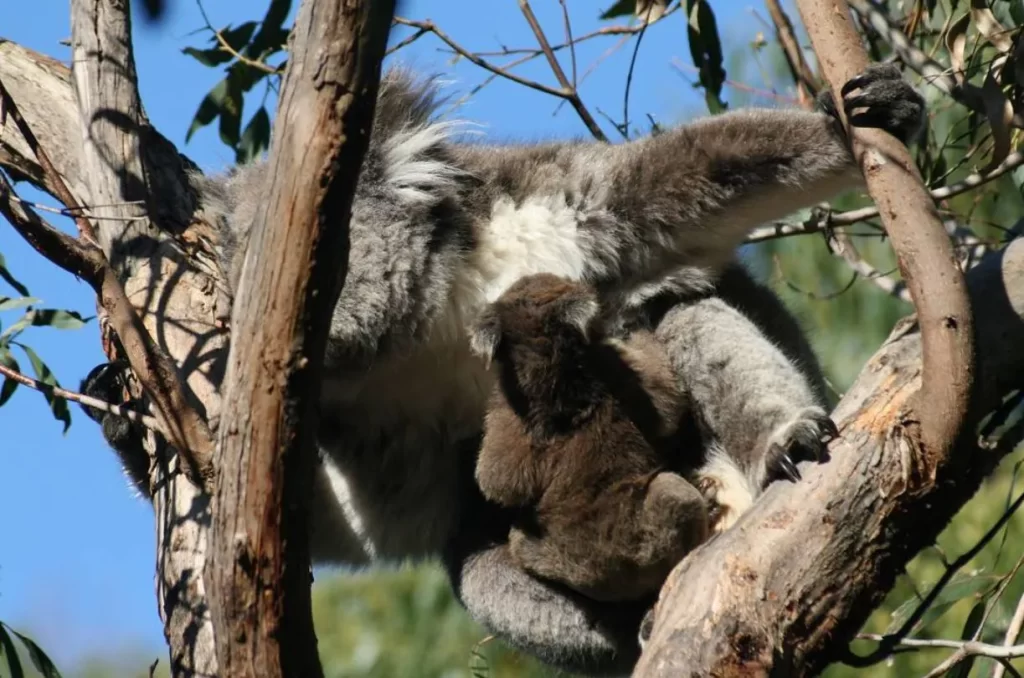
82, 63, 922, 675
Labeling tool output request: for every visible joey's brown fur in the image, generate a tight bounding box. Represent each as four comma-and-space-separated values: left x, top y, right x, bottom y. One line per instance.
472, 273, 709, 602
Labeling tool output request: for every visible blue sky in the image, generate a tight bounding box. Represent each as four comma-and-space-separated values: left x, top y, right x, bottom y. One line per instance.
0, 0, 781, 670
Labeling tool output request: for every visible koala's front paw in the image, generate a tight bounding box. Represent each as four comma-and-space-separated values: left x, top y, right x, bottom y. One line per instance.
817, 63, 925, 145
763, 406, 838, 488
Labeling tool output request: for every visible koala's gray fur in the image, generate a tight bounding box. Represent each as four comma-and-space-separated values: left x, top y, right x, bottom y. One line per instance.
86, 63, 923, 675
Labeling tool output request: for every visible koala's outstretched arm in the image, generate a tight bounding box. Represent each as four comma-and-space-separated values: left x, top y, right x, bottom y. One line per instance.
454, 64, 922, 289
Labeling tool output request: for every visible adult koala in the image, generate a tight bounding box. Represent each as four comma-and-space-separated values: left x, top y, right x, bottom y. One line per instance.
82, 63, 923, 675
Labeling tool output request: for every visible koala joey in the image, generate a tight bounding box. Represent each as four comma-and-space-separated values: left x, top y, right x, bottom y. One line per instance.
470, 273, 733, 604
81, 61, 922, 676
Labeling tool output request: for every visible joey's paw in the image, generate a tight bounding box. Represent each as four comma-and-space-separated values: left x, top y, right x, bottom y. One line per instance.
817, 63, 925, 145
695, 476, 731, 534
763, 406, 838, 489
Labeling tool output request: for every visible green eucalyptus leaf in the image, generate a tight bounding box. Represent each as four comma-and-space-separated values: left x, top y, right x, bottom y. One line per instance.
16, 342, 71, 433
0, 350, 19, 406
29, 309, 91, 330
238, 106, 272, 165
0, 253, 30, 297
0, 297, 40, 312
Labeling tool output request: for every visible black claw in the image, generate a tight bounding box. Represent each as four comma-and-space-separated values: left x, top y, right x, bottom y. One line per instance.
823, 418, 840, 440
776, 453, 802, 483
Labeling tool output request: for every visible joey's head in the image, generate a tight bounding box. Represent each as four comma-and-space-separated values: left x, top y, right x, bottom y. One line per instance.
469, 274, 600, 388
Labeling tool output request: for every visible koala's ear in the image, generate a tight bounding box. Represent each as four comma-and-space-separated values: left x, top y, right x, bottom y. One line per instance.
470, 308, 502, 363
558, 292, 600, 338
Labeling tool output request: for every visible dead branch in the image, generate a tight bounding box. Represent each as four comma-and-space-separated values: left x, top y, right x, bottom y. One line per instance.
204, 0, 396, 675
517, 0, 607, 141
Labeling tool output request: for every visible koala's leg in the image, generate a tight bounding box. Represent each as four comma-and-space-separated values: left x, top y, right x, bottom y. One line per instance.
443, 483, 647, 677
654, 278, 838, 492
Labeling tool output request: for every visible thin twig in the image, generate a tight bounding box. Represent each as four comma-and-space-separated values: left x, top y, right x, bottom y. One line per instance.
832, 230, 912, 303
0, 361, 159, 429
830, 150, 1024, 226
393, 18, 566, 99
194, 0, 283, 75
557, 0, 576, 89
466, 3, 682, 58
516, 0, 607, 141
621, 3, 655, 139
764, 0, 817, 107
856, 634, 1024, 657
994, 589, 1024, 678
386, 26, 428, 56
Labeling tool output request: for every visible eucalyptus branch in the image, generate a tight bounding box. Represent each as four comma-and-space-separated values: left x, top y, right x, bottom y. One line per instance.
516, 0, 607, 141
0, 361, 159, 429
764, 0, 817, 107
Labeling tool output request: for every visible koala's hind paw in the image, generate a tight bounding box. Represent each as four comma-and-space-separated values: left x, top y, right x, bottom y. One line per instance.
763, 406, 838, 488
817, 63, 925, 145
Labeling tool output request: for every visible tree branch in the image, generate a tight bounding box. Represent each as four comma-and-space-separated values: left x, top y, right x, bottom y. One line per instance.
797, 0, 975, 457
633, 234, 1024, 675
205, 0, 396, 675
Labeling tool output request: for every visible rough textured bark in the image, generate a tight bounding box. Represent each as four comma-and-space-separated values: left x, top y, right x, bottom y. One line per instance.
204, 1, 395, 677
633, 238, 1024, 676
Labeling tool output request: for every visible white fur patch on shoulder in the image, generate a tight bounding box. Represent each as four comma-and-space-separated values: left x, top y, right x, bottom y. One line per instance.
474, 193, 589, 302
383, 120, 466, 204
696, 444, 757, 534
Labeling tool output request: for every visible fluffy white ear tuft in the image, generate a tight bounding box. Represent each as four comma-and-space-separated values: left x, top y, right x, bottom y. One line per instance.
469, 309, 502, 364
